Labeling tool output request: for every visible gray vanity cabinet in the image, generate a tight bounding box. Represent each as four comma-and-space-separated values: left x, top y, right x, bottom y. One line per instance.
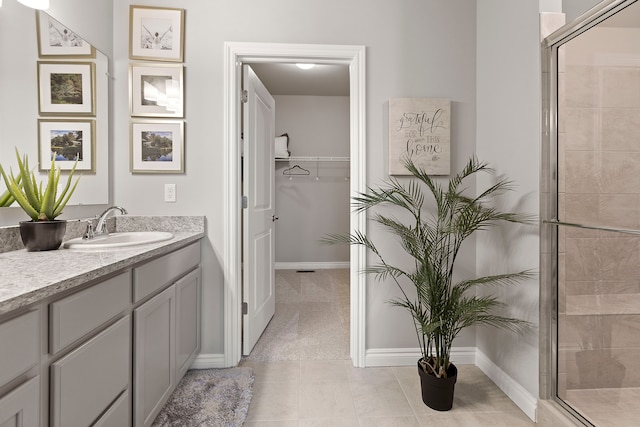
0, 239, 201, 427
133, 244, 201, 427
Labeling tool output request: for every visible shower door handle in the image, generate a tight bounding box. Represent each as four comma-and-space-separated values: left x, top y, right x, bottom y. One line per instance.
544, 219, 640, 236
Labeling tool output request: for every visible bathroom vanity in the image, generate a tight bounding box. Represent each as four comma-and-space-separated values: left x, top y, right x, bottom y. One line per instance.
0, 217, 204, 427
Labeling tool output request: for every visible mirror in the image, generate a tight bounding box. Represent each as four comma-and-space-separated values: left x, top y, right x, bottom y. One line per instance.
0, 0, 111, 211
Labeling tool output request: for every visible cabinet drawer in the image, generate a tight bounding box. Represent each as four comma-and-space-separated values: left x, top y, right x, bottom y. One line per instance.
50, 271, 131, 354
50, 316, 130, 427
0, 310, 39, 387
0, 376, 39, 427
93, 389, 130, 427
133, 242, 200, 302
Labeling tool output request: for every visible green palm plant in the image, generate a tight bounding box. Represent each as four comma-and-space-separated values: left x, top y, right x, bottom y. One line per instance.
324, 156, 533, 379
0, 148, 79, 221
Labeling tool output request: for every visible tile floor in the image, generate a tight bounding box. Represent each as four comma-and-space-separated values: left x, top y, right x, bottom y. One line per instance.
241, 270, 535, 426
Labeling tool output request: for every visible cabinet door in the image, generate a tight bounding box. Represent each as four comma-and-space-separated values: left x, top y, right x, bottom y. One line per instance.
134, 285, 175, 427
175, 267, 201, 380
0, 376, 39, 427
50, 316, 130, 427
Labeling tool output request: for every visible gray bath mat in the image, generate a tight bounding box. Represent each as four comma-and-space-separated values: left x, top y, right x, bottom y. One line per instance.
151, 367, 254, 427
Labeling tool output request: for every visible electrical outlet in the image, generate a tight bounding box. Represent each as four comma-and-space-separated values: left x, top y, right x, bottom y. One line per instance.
164, 184, 176, 202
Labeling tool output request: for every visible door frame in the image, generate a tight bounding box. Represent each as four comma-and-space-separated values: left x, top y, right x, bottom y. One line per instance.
223, 42, 367, 367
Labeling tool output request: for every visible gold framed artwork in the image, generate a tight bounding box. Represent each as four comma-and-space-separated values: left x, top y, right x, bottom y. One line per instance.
38, 61, 95, 116
388, 98, 451, 175
38, 119, 95, 172
130, 63, 184, 117
129, 5, 185, 62
36, 11, 95, 58
130, 119, 184, 173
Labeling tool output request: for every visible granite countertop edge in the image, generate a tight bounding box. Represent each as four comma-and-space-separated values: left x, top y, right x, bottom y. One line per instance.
0, 215, 205, 316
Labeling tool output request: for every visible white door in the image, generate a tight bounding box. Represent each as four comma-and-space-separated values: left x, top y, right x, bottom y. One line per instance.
242, 65, 276, 356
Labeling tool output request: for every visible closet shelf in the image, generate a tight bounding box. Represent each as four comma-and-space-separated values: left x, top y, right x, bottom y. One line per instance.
276, 156, 349, 162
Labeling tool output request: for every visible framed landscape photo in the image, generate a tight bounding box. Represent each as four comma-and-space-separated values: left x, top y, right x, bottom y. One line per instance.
38, 119, 95, 172
129, 5, 185, 62
131, 119, 184, 173
130, 63, 184, 117
38, 62, 95, 116
36, 11, 95, 58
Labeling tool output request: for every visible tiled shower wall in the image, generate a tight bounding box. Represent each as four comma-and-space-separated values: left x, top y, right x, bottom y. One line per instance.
557, 27, 640, 394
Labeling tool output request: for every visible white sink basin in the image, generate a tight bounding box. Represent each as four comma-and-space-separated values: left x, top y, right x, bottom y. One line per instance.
64, 231, 174, 249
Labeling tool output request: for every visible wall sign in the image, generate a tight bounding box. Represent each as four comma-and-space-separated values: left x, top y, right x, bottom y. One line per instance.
389, 98, 450, 175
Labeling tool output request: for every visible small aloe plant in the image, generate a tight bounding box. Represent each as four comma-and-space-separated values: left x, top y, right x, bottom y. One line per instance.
0, 148, 80, 221
0, 174, 21, 207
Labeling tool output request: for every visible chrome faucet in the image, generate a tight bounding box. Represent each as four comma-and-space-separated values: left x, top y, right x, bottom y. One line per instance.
93, 206, 128, 236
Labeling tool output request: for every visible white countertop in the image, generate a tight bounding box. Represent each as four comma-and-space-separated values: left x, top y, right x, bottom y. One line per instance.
0, 216, 204, 316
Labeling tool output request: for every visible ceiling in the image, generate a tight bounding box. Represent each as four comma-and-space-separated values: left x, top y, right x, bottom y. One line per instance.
247, 63, 349, 96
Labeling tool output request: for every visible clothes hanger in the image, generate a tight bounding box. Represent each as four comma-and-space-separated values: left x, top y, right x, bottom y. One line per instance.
283, 164, 310, 176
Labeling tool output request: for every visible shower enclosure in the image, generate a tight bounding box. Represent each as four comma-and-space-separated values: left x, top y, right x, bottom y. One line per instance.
542, 0, 640, 425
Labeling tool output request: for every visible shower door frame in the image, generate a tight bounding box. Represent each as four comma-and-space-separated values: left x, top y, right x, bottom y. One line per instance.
541, 0, 640, 423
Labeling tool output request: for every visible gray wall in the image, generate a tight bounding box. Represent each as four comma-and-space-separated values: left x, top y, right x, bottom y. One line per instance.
273, 95, 350, 265
563, 0, 604, 24
112, 0, 479, 357
476, 0, 548, 402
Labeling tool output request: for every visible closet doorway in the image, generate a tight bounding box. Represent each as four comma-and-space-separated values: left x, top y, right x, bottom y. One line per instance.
222, 43, 367, 368
245, 62, 350, 360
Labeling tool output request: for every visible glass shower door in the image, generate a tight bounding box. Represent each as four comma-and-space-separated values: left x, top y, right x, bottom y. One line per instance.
552, 1, 640, 425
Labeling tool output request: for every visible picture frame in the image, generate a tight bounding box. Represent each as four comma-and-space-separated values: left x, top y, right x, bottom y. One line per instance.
130, 63, 184, 117
38, 119, 95, 172
131, 119, 184, 173
388, 97, 451, 176
38, 61, 95, 116
129, 5, 185, 62
36, 11, 95, 58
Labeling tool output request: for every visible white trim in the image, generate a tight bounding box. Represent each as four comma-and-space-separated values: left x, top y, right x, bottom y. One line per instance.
189, 353, 226, 370
223, 42, 367, 368
476, 350, 538, 422
275, 262, 350, 270
365, 347, 477, 367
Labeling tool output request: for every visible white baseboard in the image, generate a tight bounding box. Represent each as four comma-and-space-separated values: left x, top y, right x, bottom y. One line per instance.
275, 262, 350, 270
475, 350, 538, 422
190, 353, 226, 369
364, 347, 477, 367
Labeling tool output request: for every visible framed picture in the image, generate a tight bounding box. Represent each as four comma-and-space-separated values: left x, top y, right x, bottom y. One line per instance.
38, 119, 95, 172
36, 11, 95, 58
38, 61, 95, 116
129, 5, 185, 62
130, 63, 184, 117
388, 98, 451, 175
131, 119, 184, 173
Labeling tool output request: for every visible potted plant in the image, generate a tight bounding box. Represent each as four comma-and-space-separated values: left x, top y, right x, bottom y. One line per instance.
324, 157, 532, 411
0, 148, 79, 251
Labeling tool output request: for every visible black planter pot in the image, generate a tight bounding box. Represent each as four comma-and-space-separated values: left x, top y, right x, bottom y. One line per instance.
417, 359, 457, 411
19, 220, 67, 251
